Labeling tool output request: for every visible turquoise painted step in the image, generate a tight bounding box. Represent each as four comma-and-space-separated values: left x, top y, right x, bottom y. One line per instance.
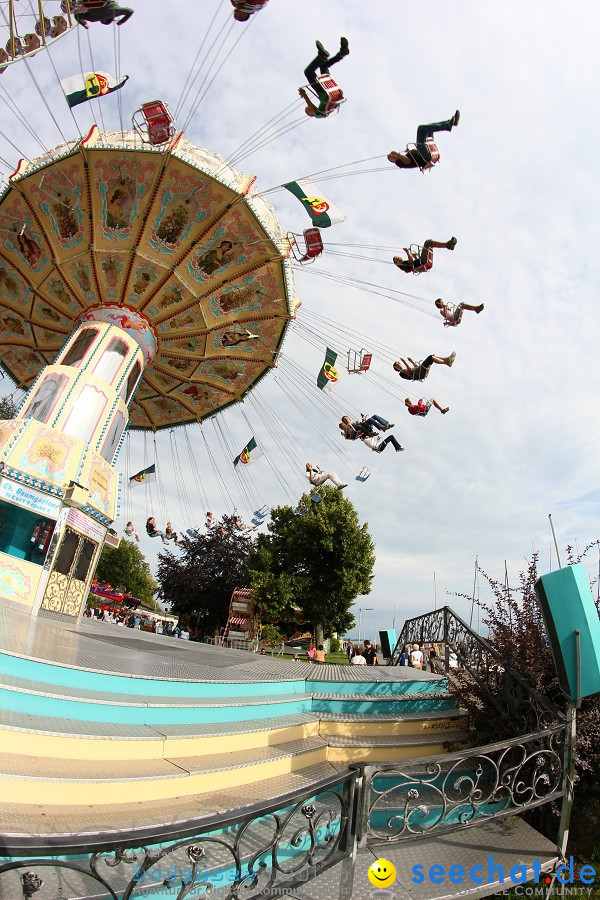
305, 679, 448, 696
0, 652, 306, 698
311, 697, 457, 715
0, 685, 313, 725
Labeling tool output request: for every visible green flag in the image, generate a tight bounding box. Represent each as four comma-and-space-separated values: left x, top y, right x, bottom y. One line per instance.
283, 177, 346, 228
233, 437, 264, 467
129, 463, 156, 487
317, 348, 339, 392
60, 72, 129, 109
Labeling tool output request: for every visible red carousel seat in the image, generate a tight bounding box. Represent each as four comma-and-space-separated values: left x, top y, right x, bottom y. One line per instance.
316, 74, 344, 114
302, 227, 324, 259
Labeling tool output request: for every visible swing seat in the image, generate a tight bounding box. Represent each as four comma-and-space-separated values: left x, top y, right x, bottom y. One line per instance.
442, 303, 463, 327
293, 507, 308, 516
347, 349, 372, 373
300, 227, 323, 261
355, 467, 371, 482
310, 492, 322, 503
406, 140, 440, 172
316, 74, 344, 114
408, 244, 434, 274
132, 101, 175, 146
287, 228, 323, 264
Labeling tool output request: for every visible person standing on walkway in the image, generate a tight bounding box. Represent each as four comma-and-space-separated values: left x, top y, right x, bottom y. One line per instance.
362, 640, 379, 666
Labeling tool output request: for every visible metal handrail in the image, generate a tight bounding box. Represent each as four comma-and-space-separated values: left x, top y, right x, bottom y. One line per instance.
392, 606, 564, 729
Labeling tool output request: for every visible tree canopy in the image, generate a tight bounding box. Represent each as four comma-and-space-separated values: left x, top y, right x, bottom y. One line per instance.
0, 395, 17, 419
156, 513, 254, 633
246, 486, 375, 642
95, 538, 158, 606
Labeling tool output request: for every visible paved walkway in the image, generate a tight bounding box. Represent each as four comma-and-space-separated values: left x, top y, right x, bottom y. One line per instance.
291, 819, 558, 899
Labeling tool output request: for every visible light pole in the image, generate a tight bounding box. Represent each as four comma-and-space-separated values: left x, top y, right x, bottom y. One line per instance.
357, 607, 373, 644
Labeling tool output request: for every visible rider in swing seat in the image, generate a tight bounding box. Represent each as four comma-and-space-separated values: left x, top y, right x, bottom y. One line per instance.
299, 37, 349, 118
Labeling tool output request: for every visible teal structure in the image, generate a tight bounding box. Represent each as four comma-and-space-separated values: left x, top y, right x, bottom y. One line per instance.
535, 563, 600, 701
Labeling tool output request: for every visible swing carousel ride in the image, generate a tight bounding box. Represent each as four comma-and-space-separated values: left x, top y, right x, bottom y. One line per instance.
0, 0, 492, 618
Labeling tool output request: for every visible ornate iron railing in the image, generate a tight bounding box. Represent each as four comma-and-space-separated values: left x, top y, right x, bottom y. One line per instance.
0, 770, 358, 900
392, 606, 564, 731
1, 727, 569, 899
357, 723, 567, 847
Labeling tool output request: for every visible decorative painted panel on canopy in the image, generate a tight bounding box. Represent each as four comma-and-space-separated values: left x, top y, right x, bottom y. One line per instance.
0, 128, 296, 429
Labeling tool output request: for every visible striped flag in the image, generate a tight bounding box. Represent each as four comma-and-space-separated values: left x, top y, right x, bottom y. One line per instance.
283, 177, 346, 228
60, 72, 129, 109
233, 437, 264, 466
129, 463, 156, 487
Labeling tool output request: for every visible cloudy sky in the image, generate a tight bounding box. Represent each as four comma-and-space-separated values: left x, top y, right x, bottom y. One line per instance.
1, 0, 599, 639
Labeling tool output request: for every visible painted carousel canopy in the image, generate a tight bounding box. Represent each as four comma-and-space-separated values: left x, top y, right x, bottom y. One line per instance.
0, 127, 297, 429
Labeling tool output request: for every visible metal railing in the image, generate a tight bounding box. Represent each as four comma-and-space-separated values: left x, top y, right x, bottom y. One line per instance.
0, 726, 569, 900
392, 606, 565, 731
0, 769, 358, 900
357, 724, 566, 847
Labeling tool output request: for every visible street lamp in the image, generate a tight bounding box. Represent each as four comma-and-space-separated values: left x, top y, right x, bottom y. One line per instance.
357, 607, 373, 644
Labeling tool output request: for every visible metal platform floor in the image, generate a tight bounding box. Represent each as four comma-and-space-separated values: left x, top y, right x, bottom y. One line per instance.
0, 606, 441, 684
291, 818, 559, 900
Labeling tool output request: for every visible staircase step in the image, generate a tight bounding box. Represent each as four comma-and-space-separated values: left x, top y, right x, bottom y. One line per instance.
0, 676, 313, 724
0, 710, 321, 759
324, 730, 468, 748
325, 730, 468, 763
0, 737, 330, 805
0, 761, 339, 850
312, 692, 457, 714
318, 708, 468, 736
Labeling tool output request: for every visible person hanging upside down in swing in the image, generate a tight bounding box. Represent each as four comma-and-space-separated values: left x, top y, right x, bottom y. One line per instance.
393, 237, 457, 273
230, 0, 269, 22
393, 352, 456, 381
387, 111, 460, 170
404, 397, 449, 416
435, 298, 484, 326
73, 1, 133, 29
305, 462, 347, 490
298, 37, 349, 118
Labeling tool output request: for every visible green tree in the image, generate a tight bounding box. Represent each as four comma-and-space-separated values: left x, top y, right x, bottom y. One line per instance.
261, 623, 284, 656
156, 513, 254, 633
0, 395, 17, 419
95, 538, 158, 606
246, 486, 375, 646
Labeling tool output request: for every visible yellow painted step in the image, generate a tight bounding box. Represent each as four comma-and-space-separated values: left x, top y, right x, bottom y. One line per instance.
326, 741, 466, 764
0, 741, 329, 806
319, 716, 467, 738
0, 719, 321, 761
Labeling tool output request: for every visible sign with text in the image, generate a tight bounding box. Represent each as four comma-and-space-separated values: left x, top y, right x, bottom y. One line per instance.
0, 479, 61, 518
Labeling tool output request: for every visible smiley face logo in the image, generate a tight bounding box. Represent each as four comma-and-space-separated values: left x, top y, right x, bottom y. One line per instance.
367, 858, 397, 888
